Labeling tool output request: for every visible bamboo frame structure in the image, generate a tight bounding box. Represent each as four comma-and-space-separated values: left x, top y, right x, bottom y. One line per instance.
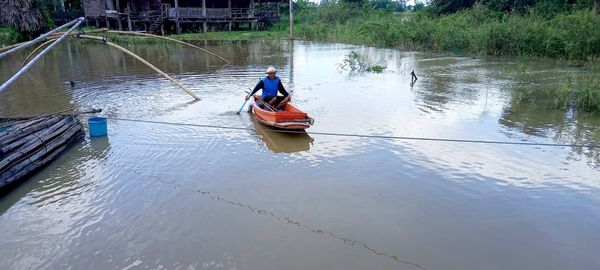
15, 34, 202, 100
0, 18, 82, 60
0, 18, 85, 94
21, 38, 57, 67
0, 42, 26, 53
78, 35, 201, 100
106, 30, 230, 63
0, 115, 84, 191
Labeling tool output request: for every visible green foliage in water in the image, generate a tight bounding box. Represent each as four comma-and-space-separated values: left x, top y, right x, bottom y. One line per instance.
509, 63, 600, 112
584, 56, 600, 72
576, 76, 600, 112
508, 64, 536, 104
339, 51, 387, 73
290, 2, 600, 61
367, 65, 386, 73
552, 75, 572, 109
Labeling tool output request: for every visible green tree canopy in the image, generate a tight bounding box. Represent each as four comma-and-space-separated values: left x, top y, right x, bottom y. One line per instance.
0, 0, 46, 32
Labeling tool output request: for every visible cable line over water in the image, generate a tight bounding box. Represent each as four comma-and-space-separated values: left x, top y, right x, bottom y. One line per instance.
111, 118, 599, 148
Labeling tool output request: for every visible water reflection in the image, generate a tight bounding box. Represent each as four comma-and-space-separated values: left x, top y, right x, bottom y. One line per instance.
500, 82, 600, 169
89, 136, 111, 158
498, 63, 600, 169
253, 120, 313, 153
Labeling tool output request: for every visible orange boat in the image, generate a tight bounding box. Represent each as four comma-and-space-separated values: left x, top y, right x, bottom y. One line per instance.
251, 95, 314, 130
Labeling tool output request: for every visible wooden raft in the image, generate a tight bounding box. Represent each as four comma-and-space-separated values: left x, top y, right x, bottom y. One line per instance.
0, 114, 84, 192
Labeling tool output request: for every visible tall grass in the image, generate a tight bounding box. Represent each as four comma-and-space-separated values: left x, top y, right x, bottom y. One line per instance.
291, 3, 600, 61
577, 76, 600, 112
508, 64, 600, 113
547, 75, 600, 112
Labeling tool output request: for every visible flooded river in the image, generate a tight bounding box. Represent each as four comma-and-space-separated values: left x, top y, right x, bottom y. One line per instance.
0, 39, 599, 270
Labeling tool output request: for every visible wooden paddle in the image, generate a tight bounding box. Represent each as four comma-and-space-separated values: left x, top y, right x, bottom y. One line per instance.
236, 97, 250, 114
244, 91, 278, 112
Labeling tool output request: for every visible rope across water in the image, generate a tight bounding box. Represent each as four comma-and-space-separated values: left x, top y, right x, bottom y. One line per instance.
110, 117, 599, 148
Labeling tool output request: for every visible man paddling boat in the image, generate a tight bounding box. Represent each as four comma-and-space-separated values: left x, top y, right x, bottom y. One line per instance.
246, 66, 291, 110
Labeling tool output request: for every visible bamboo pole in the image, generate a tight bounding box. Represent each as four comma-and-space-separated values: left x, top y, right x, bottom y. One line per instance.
1, 117, 73, 155
0, 130, 81, 188
0, 18, 85, 94
78, 35, 200, 100
0, 18, 82, 59
21, 38, 58, 67
105, 30, 230, 63
0, 117, 76, 172
2, 116, 61, 150
48, 28, 109, 39
0, 42, 27, 53
0, 122, 83, 187
0, 116, 62, 146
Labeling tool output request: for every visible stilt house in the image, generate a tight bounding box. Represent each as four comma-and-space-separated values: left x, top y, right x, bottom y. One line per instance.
82, 0, 285, 34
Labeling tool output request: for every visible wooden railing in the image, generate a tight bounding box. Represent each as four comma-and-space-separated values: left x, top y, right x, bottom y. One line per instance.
169, 7, 201, 19
207, 8, 230, 18
167, 8, 255, 19
232, 8, 253, 18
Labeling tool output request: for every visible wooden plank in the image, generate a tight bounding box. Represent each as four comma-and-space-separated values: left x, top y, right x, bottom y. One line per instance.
174, 0, 180, 34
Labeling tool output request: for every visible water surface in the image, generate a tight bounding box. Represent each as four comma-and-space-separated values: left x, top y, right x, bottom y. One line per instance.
0, 39, 599, 270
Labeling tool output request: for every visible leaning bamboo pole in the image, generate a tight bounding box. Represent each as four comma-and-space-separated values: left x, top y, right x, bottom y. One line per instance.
0, 42, 27, 53
106, 30, 230, 63
21, 38, 58, 67
0, 18, 83, 60
47, 28, 109, 40
20, 29, 110, 66
0, 18, 85, 94
78, 35, 200, 100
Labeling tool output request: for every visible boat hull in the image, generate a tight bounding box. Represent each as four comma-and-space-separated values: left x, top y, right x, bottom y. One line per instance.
251, 96, 313, 130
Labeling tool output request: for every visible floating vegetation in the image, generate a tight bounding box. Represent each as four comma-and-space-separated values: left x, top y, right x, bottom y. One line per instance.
506, 63, 536, 104
552, 75, 572, 109
584, 56, 600, 72
338, 51, 387, 73
576, 76, 600, 112
505, 62, 600, 113
547, 75, 600, 112
367, 65, 386, 73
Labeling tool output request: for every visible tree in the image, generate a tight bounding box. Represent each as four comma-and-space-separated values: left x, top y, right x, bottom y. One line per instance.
429, 0, 477, 14
371, 0, 407, 12
342, 0, 368, 6
479, 0, 537, 13
0, 0, 46, 32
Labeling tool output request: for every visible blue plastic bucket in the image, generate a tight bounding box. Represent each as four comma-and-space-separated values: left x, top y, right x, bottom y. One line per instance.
88, 117, 108, 137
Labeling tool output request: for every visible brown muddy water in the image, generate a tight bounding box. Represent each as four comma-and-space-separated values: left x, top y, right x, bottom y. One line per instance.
0, 39, 599, 270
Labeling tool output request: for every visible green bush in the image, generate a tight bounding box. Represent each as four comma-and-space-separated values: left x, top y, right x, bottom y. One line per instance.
289, 3, 600, 61
577, 76, 600, 112
0, 27, 25, 46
